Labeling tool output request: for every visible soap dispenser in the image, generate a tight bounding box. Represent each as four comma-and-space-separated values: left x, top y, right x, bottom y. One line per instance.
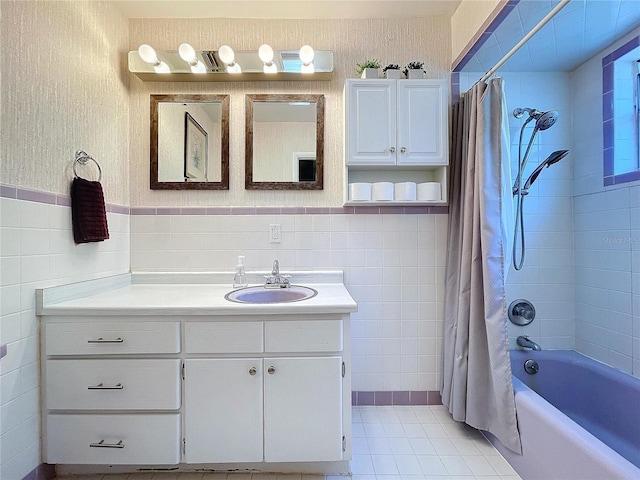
233, 255, 247, 288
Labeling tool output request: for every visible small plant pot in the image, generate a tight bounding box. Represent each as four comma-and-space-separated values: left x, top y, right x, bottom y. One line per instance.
406, 69, 424, 79
384, 69, 402, 79
360, 68, 379, 79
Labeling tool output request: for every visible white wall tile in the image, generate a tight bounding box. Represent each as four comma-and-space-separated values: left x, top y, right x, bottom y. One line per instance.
130, 212, 447, 391
1, 198, 130, 477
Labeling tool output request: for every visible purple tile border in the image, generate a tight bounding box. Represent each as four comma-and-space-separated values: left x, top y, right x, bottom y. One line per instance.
353, 391, 442, 406
1, 184, 130, 214
0, 184, 17, 198
602, 34, 640, 187
1, 184, 448, 216
131, 205, 448, 215
22, 463, 55, 480
17, 187, 57, 205
451, 0, 520, 72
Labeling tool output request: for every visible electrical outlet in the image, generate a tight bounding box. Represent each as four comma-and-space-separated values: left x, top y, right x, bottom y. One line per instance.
269, 224, 281, 243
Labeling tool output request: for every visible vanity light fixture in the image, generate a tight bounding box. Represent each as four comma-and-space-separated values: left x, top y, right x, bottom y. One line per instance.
128, 45, 333, 81
258, 44, 277, 74
299, 45, 315, 73
137, 44, 170, 73
178, 43, 207, 73
218, 45, 241, 73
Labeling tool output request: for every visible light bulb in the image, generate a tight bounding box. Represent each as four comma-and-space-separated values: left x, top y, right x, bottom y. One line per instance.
138, 44, 159, 65
301, 63, 315, 74
258, 44, 274, 64
299, 45, 314, 65
218, 45, 235, 65
227, 63, 242, 74
191, 61, 206, 74
178, 43, 197, 64
154, 61, 170, 74
263, 63, 277, 74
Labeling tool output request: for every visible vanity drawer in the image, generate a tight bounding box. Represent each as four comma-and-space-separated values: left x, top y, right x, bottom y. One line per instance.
45, 321, 180, 355
46, 359, 181, 410
46, 413, 180, 465
185, 321, 264, 353
265, 320, 343, 352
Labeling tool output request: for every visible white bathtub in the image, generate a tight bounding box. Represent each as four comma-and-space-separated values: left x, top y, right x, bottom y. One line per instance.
485, 350, 639, 480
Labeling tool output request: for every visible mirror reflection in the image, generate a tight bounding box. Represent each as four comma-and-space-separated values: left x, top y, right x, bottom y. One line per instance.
150, 94, 229, 190
246, 94, 324, 190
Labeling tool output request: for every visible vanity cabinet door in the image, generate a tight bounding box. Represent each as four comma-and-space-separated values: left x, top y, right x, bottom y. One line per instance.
184, 359, 263, 463
263, 356, 343, 462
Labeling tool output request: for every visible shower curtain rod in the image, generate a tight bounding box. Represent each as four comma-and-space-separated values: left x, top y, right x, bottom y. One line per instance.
478, 0, 571, 84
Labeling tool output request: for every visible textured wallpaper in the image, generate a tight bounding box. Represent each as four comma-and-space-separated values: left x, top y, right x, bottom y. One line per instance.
0, 1, 130, 205
128, 16, 451, 207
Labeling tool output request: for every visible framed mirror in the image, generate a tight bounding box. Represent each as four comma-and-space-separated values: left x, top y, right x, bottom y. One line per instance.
150, 94, 229, 190
245, 94, 324, 190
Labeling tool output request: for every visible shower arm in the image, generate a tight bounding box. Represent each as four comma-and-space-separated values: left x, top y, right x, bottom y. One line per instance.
513, 117, 539, 195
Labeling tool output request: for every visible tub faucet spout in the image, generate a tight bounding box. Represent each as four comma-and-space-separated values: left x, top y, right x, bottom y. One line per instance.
517, 335, 541, 351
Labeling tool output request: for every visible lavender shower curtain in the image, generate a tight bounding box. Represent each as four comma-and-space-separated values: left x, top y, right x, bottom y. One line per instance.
441, 78, 521, 454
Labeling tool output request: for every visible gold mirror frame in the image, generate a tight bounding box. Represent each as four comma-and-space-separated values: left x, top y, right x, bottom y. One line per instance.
150, 94, 230, 190
245, 94, 324, 190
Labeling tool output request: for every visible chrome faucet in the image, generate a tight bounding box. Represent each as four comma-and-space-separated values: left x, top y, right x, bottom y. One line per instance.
517, 335, 541, 351
264, 259, 291, 288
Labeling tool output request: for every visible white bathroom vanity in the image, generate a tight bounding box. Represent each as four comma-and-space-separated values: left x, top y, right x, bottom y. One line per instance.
36, 271, 357, 476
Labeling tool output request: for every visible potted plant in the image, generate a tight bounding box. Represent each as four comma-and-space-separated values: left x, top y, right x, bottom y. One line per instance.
403, 61, 425, 79
382, 63, 401, 79
356, 59, 381, 79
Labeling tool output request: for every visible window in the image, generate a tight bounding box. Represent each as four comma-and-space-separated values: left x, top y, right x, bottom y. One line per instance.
602, 35, 640, 185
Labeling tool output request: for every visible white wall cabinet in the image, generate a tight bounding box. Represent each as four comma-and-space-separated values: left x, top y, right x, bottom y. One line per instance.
345, 79, 449, 204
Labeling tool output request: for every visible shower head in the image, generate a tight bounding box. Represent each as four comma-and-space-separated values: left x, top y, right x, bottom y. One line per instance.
522, 150, 569, 192
535, 110, 558, 130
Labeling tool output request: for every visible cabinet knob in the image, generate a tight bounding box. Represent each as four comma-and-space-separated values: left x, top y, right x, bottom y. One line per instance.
249, 367, 257, 376
400, 147, 407, 153
389, 147, 396, 153
267, 366, 276, 375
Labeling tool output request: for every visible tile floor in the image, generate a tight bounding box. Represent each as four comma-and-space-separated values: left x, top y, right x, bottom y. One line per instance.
55, 406, 521, 480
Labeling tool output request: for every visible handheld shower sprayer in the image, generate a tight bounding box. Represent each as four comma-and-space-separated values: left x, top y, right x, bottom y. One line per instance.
511, 106, 567, 271
521, 150, 569, 194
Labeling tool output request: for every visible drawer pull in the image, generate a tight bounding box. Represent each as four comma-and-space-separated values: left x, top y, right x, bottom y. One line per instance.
87, 337, 124, 344
88, 383, 124, 390
267, 366, 276, 374
89, 439, 124, 449
249, 367, 257, 376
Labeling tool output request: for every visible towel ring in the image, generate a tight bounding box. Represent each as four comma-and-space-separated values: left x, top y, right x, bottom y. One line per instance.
74, 150, 102, 182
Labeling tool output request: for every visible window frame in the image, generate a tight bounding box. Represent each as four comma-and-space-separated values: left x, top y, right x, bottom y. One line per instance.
602, 35, 640, 186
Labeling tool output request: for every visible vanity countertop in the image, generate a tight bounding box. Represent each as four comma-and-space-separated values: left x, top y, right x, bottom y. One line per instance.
36, 272, 358, 316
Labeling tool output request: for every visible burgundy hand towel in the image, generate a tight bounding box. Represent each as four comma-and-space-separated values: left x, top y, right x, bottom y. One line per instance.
71, 177, 109, 244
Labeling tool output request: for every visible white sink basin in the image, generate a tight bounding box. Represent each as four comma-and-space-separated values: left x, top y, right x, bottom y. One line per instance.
225, 285, 318, 304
